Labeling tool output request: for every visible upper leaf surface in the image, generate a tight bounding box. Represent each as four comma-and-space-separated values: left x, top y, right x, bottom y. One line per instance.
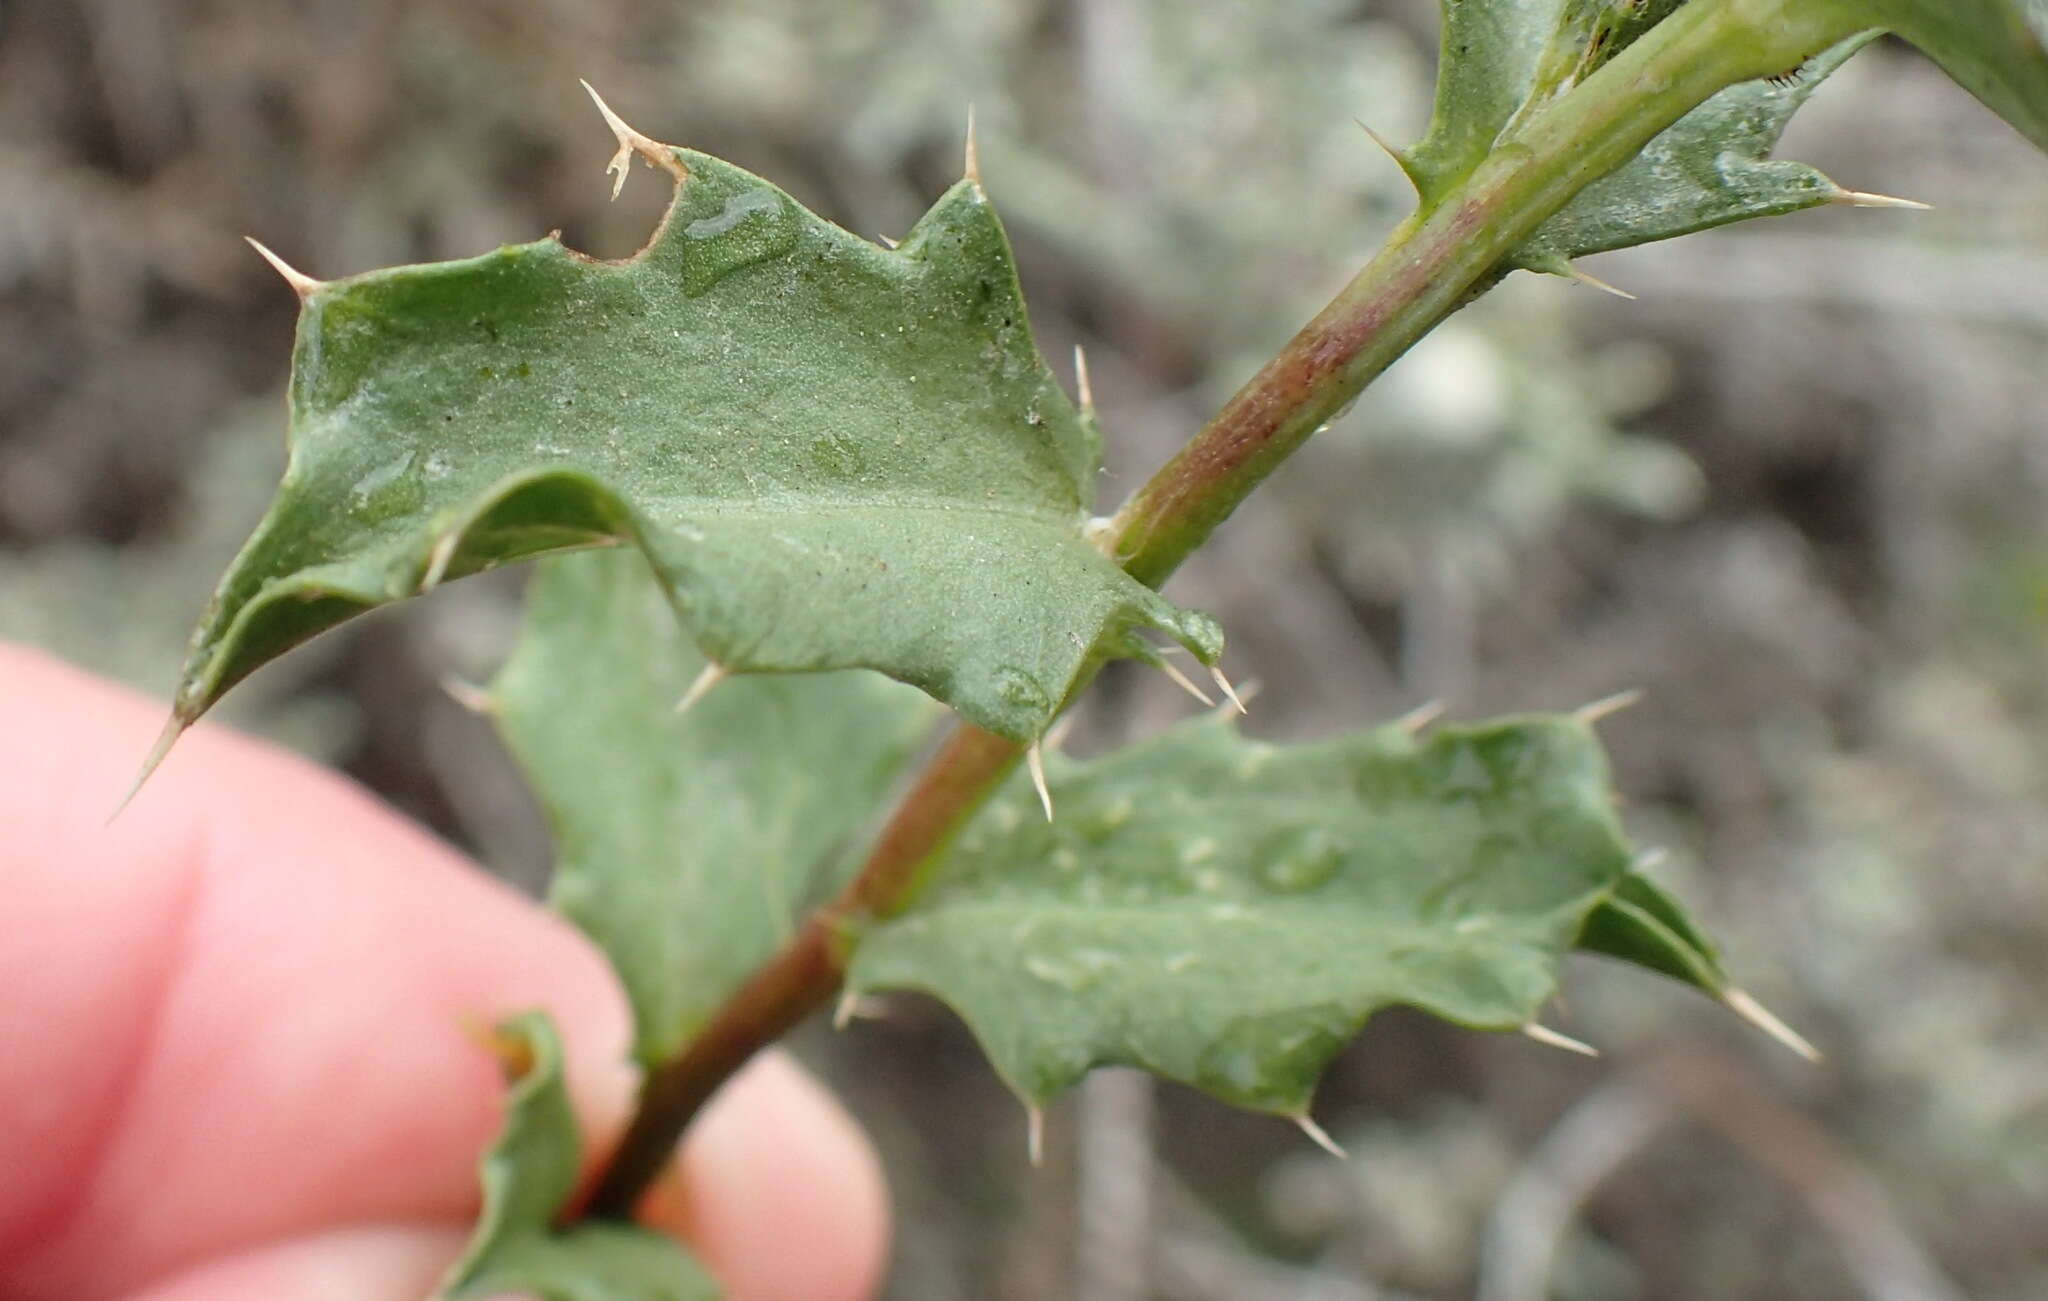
440, 1012, 719, 1301
491, 549, 936, 1063
849, 712, 1671, 1112
174, 140, 1220, 743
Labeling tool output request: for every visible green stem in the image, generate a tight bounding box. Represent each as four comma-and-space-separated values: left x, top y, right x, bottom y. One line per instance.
578, 0, 1860, 1223
1109, 0, 1855, 585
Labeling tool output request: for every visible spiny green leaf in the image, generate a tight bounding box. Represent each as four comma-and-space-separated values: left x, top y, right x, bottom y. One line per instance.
171, 130, 1221, 748
490, 549, 936, 1063
1514, 33, 1878, 269
1404, 5, 1891, 271
1843, 0, 2048, 153
849, 712, 1710, 1113
440, 1012, 719, 1301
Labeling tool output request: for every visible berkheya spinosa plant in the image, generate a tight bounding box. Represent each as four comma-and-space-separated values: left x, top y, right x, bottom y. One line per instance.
126, 1, 2048, 1295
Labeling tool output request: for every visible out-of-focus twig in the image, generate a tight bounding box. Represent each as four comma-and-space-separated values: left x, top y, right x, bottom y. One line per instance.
1479, 1051, 1968, 1301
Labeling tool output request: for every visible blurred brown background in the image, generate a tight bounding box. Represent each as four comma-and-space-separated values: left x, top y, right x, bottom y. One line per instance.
5, 2, 2047, 1297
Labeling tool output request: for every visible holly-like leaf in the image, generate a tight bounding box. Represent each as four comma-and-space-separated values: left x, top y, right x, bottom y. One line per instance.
848, 712, 1712, 1113
169, 117, 1221, 751
440, 1012, 719, 1301
1513, 33, 1878, 270
489, 549, 937, 1063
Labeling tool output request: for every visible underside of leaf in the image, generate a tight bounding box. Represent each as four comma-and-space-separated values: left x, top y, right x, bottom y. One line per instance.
171, 122, 1221, 747
490, 549, 937, 1063
849, 712, 1727, 1113
1515, 33, 1877, 267
440, 1012, 718, 1301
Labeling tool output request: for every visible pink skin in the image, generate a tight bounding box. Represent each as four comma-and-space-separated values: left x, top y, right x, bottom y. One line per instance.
0, 646, 889, 1301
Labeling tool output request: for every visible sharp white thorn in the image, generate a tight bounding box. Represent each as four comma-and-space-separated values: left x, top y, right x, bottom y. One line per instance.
422, 529, 462, 592
1156, 657, 1215, 707
1523, 1023, 1601, 1058
1724, 989, 1823, 1063
1565, 263, 1638, 300
1832, 188, 1931, 212
1395, 700, 1446, 735
1072, 344, 1095, 417
964, 103, 982, 185
1294, 1113, 1348, 1159
1577, 688, 1644, 726
243, 237, 321, 298
833, 989, 859, 1031
876, 232, 899, 249
1026, 1102, 1046, 1168
110, 714, 186, 823
580, 79, 679, 200
674, 661, 728, 716
1208, 664, 1248, 716
1026, 739, 1054, 822
440, 676, 495, 715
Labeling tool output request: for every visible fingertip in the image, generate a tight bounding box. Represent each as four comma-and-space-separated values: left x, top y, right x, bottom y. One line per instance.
120, 1223, 468, 1301
642, 1053, 890, 1301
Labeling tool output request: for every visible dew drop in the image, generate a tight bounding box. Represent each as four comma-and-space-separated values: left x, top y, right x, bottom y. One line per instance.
680, 189, 797, 297
1023, 948, 1118, 993
1257, 827, 1343, 895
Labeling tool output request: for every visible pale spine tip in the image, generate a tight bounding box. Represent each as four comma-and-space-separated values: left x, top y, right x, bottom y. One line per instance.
1355, 118, 1422, 197
1026, 738, 1054, 822
876, 232, 900, 249
964, 103, 982, 185
1565, 262, 1638, 301
243, 237, 322, 298
674, 661, 729, 716
1293, 1113, 1349, 1158
1207, 664, 1248, 716
1723, 988, 1822, 1063
1523, 1022, 1601, 1057
1026, 1102, 1046, 1168
1395, 700, 1446, 735
1072, 344, 1095, 417
1831, 188, 1931, 212
421, 528, 463, 593
110, 714, 186, 823
1156, 656, 1215, 707
1576, 687, 1644, 726
580, 79, 684, 199
833, 989, 860, 1031
439, 676, 496, 716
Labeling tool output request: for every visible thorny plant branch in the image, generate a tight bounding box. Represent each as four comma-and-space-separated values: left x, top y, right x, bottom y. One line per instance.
579, 0, 1865, 1222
